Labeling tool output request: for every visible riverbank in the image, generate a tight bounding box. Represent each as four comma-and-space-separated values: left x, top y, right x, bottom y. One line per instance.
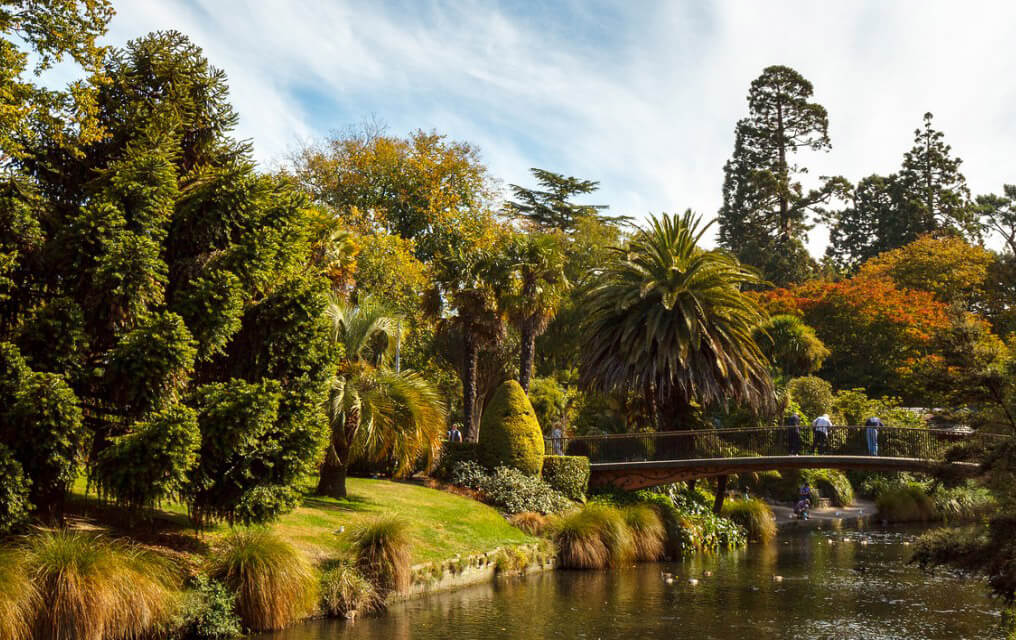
771, 498, 877, 531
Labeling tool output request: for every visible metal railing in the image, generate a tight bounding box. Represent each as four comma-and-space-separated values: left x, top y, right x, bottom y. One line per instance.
544, 426, 1007, 465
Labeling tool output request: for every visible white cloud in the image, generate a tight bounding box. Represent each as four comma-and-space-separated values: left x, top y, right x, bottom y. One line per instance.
101, 0, 1016, 254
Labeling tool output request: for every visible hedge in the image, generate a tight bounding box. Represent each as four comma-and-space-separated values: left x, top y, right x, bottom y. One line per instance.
478, 381, 543, 476
432, 441, 479, 481
541, 456, 590, 501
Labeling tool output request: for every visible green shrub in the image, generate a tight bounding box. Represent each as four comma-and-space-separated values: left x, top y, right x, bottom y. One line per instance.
807, 469, 854, 507
478, 380, 544, 475
177, 575, 243, 640
787, 376, 833, 421
0, 550, 37, 640
541, 456, 590, 501
350, 515, 412, 595
877, 484, 937, 523
932, 483, 997, 521
25, 529, 181, 640
207, 528, 318, 632
527, 376, 572, 431
476, 466, 572, 515
448, 460, 490, 490
509, 512, 550, 536
622, 504, 666, 561
721, 498, 777, 543
432, 441, 479, 481
320, 564, 380, 619
0, 445, 30, 535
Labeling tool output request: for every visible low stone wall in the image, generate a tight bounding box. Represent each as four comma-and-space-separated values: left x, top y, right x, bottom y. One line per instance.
398, 543, 555, 601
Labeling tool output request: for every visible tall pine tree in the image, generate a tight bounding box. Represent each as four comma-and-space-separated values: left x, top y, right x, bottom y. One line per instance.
718, 65, 847, 286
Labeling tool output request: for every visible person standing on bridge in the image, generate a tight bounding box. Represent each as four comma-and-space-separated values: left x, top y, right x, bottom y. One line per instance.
864, 416, 882, 456
786, 413, 802, 455
812, 414, 832, 454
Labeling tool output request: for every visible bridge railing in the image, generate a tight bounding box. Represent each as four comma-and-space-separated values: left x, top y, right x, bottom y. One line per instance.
544, 426, 1006, 464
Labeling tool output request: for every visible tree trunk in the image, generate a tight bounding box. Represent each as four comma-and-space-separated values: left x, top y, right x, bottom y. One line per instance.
776, 102, 790, 240
317, 409, 357, 499
463, 332, 479, 442
712, 475, 728, 515
519, 322, 535, 393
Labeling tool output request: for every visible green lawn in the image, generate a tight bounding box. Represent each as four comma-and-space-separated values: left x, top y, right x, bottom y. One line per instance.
69, 478, 535, 566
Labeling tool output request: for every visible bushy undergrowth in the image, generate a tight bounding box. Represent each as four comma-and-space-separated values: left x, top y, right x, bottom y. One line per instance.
177, 575, 243, 640
320, 564, 380, 618
432, 442, 480, 481
350, 515, 412, 595
23, 530, 181, 640
721, 498, 777, 543
541, 456, 590, 502
449, 461, 572, 514
876, 484, 937, 523
931, 483, 996, 521
208, 528, 318, 632
0, 445, 30, 536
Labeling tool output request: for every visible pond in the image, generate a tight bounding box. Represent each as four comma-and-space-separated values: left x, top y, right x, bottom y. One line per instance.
264, 527, 1003, 640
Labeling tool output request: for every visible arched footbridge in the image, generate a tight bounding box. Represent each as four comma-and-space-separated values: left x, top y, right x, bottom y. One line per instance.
545, 426, 1004, 491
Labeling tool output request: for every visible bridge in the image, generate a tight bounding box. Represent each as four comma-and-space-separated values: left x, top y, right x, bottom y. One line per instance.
545, 426, 1002, 491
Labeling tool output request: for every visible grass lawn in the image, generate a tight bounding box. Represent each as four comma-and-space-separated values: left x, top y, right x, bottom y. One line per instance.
68, 477, 535, 566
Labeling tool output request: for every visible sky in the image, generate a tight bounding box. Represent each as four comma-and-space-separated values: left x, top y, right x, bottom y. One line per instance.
87, 0, 1016, 254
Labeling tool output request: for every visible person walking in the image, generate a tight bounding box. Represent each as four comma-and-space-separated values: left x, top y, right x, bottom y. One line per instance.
786, 413, 802, 455
812, 413, 832, 454
864, 416, 882, 456
550, 425, 565, 455
447, 423, 463, 443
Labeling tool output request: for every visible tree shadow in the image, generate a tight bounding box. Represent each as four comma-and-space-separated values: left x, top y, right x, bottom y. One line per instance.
300, 494, 375, 513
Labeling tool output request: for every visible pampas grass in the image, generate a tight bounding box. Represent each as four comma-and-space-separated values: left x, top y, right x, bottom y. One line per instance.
0, 550, 38, 640
622, 504, 666, 561
208, 528, 318, 632
320, 564, 380, 618
549, 504, 634, 569
350, 515, 412, 595
510, 512, 549, 536
25, 530, 180, 640
721, 499, 777, 543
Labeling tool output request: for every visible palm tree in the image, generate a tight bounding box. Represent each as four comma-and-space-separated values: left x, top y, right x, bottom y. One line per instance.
579, 211, 774, 429
505, 232, 569, 392
316, 295, 446, 498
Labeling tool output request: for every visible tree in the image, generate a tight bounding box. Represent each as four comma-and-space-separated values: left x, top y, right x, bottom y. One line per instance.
506, 168, 609, 231
316, 296, 445, 498
857, 233, 993, 308
759, 276, 951, 401
827, 114, 978, 268
1, 31, 337, 524
753, 314, 829, 379
718, 65, 847, 286
504, 232, 569, 392
580, 211, 774, 428
289, 124, 498, 262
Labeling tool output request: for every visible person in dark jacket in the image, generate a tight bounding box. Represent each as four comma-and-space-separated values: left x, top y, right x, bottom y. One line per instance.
786, 413, 802, 455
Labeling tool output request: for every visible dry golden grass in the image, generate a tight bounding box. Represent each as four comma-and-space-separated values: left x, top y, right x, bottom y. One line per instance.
509, 512, 549, 536
0, 550, 39, 640
208, 528, 318, 632
622, 504, 666, 561
350, 515, 412, 595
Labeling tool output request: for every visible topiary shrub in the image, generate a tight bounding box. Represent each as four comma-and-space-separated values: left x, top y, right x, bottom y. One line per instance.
541, 456, 590, 501
478, 380, 543, 476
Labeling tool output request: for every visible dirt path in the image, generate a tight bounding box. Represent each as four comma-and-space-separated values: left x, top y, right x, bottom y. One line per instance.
770, 498, 877, 530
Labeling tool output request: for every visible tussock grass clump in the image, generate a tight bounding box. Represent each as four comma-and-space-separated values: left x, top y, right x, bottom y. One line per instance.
622, 504, 666, 561
549, 504, 634, 569
0, 551, 38, 640
208, 528, 318, 632
721, 499, 777, 543
350, 515, 412, 595
26, 529, 181, 640
877, 484, 937, 523
510, 511, 549, 536
320, 564, 380, 619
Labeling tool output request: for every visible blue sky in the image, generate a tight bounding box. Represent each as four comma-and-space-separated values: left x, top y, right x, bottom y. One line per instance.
96, 1, 1016, 253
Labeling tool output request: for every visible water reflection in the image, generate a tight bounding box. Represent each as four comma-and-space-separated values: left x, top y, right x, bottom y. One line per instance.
263, 528, 1002, 640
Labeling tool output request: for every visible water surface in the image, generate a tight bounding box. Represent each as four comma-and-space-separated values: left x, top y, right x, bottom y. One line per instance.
267, 528, 1002, 640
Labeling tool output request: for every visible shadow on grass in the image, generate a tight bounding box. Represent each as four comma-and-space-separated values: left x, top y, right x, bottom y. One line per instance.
300, 494, 375, 513
64, 494, 211, 554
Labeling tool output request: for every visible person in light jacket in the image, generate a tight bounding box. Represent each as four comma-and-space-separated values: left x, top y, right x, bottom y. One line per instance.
812, 414, 832, 454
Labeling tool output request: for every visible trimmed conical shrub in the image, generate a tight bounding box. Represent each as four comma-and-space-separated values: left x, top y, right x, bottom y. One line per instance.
478, 381, 544, 476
